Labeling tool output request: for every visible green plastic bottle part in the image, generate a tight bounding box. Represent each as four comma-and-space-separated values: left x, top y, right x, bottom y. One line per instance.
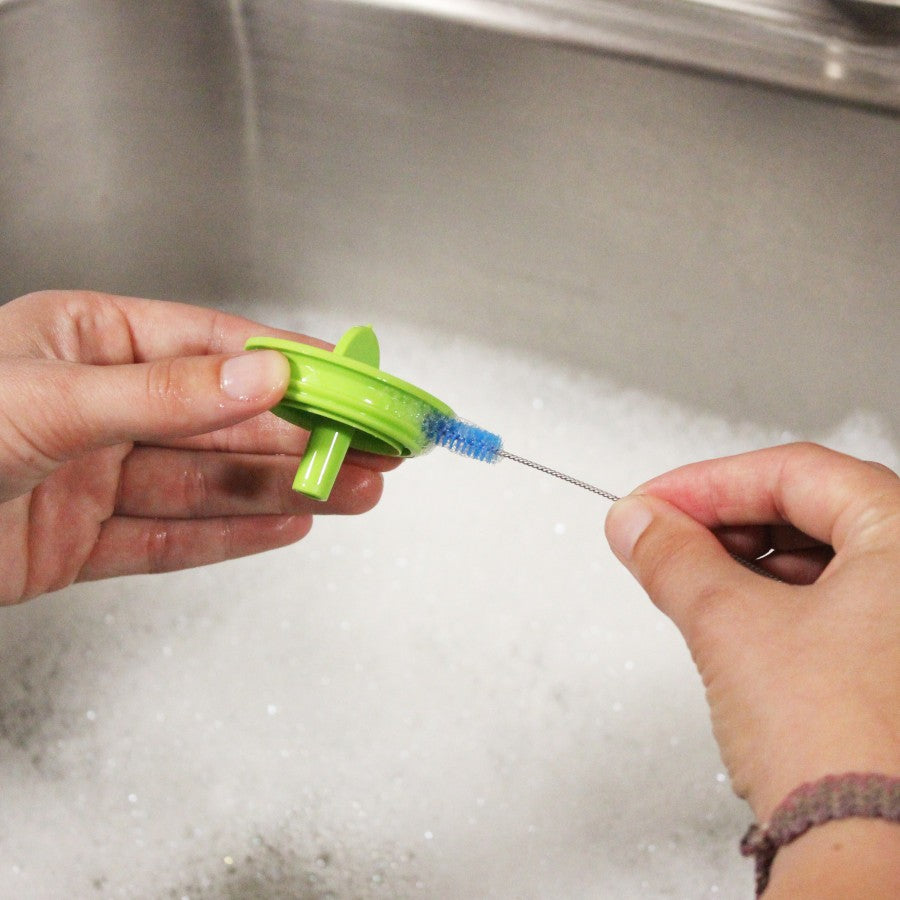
244, 326, 454, 501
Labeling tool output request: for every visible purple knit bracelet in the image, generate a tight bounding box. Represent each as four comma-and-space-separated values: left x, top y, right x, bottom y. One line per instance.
740, 773, 900, 896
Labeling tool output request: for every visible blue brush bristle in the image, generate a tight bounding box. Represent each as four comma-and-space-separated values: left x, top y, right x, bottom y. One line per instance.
423, 414, 502, 463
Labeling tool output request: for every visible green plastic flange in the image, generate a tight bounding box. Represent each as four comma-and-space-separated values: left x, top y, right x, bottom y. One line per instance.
244, 326, 454, 501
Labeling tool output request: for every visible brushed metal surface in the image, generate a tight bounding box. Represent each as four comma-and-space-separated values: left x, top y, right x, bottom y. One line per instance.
1, 0, 897, 431
359, 0, 900, 108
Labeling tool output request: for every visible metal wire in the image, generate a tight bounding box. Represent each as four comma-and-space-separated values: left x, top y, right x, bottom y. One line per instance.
496, 450, 621, 502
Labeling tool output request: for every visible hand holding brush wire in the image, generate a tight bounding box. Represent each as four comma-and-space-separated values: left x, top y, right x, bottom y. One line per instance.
603, 444, 900, 898
422, 413, 783, 578
246, 325, 781, 579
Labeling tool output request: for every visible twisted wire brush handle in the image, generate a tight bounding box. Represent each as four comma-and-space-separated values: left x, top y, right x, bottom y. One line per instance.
495, 450, 621, 502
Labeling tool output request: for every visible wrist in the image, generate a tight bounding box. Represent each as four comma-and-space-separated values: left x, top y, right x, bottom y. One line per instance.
746, 724, 900, 823
763, 818, 900, 899
741, 773, 900, 896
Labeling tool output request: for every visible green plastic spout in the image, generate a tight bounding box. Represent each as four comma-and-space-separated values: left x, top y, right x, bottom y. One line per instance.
293, 419, 355, 500
244, 324, 455, 502
290, 325, 379, 501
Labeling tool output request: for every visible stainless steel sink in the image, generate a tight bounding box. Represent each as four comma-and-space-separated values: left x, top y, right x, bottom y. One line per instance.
2, 0, 898, 429
0, 2, 897, 898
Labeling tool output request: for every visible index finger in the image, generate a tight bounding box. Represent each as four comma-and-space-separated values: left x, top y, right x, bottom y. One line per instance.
635, 442, 899, 553
2, 290, 330, 363
104, 293, 331, 361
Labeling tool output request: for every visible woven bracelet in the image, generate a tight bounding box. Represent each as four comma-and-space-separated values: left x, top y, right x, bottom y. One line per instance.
740, 772, 900, 896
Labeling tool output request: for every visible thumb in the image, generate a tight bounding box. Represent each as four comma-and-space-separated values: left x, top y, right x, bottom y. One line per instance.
0, 350, 289, 495
604, 493, 765, 640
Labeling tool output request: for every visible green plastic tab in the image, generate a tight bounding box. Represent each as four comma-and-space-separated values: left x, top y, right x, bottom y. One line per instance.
244, 326, 454, 502
292, 420, 354, 497
290, 325, 380, 500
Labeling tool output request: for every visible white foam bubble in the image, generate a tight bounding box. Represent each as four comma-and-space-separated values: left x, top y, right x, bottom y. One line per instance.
0, 307, 895, 898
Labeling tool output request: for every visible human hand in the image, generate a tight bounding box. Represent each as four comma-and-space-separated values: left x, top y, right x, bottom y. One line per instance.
0, 291, 398, 605
603, 443, 899, 825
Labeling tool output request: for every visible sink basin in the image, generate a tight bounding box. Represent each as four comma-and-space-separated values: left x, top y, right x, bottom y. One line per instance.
0, 1, 897, 897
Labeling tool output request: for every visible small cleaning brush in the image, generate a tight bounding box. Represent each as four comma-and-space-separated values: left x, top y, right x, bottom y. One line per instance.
422, 414, 621, 501
245, 325, 778, 581
245, 325, 622, 503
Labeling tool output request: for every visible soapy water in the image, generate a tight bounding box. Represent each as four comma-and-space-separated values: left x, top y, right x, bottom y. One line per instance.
0, 308, 896, 899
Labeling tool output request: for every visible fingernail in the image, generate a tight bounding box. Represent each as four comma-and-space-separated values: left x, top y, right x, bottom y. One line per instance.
605, 496, 653, 562
221, 351, 288, 401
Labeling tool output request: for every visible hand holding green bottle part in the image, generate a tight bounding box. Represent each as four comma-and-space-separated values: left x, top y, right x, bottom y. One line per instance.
244, 325, 455, 501
244, 325, 620, 502
245, 325, 783, 587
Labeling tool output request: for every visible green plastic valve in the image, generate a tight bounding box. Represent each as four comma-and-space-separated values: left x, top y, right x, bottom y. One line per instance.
244, 326, 454, 501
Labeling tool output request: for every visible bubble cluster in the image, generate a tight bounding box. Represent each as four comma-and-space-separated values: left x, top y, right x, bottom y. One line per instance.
0, 308, 894, 898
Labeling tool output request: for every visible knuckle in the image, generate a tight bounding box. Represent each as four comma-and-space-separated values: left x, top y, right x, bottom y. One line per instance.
143, 358, 190, 417
26, 291, 132, 363
60, 293, 131, 362
855, 502, 900, 549
144, 357, 179, 403
865, 460, 898, 480
780, 440, 829, 473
